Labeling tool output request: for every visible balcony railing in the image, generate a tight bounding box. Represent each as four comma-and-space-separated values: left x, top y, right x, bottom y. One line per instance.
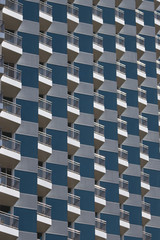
117, 62, 126, 74
119, 178, 128, 191
136, 9, 144, 21
156, 36, 160, 45
95, 185, 105, 198
138, 88, 146, 99
116, 35, 125, 47
68, 227, 80, 240
94, 153, 105, 167
141, 172, 149, 184
2, 135, 21, 153
38, 166, 52, 182
39, 64, 52, 80
157, 60, 160, 70
94, 92, 104, 105
93, 6, 102, 18
5, 30, 22, 47
4, 64, 21, 82
0, 172, 20, 190
93, 34, 103, 47
68, 127, 80, 141
3, 99, 21, 116
115, 8, 124, 20
95, 218, 106, 232
39, 33, 52, 47
68, 64, 79, 77
5, 0, 23, 14
39, 1, 52, 15
67, 4, 79, 17
120, 209, 129, 222
37, 201, 51, 218
137, 35, 145, 46
117, 89, 126, 102
139, 115, 147, 127
94, 122, 104, 135
118, 118, 127, 130
143, 231, 152, 240
68, 95, 79, 109
142, 201, 150, 213
38, 131, 52, 147
140, 143, 148, 155
0, 211, 19, 229
68, 34, 79, 47
38, 97, 52, 113
118, 148, 128, 161
68, 160, 80, 174
155, 11, 160, 21
68, 193, 80, 207
93, 63, 104, 75
137, 61, 146, 72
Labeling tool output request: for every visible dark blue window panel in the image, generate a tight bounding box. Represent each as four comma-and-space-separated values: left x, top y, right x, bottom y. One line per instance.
124, 205, 142, 225
142, 87, 157, 104
124, 175, 141, 194
100, 150, 118, 171
101, 214, 120, 235
76, 94, 93, 114
77, 34, 92, 53
124, 237, 142, 240
75, 189, 94, 211
47, 65, 67, 85
15, 134, 37, 158
16, 99, 38, 123
145, 197, 160, 217
101, 121, 117, 140
75, 223, 95, 240
51, 33, 67, 54
124, 9, 135, 26
76, 63, 93, 84
101, 91, 117, 110
146, 227, 160, 240
144, 10, 154, 27
103, 7, 115, 24
50, 97, 67, 118
101, 182, 119, 202
142, 113, 158, 132
99, 63, 116, 81
123, 35, 136, 52
144, 169, 160, 188
122, 117, 139, 136
19, 33, 39, 54
103, 35, 115, 52
75, 157, 94, 178
124, 62, 137, 79
123, 146, 140, 165
23, 1, 39, 22
77, 5, 92, 24
46, 198, 67, 221
14, 208, 37, 232
75, 125, 93, 146
52, 3, 66, 23
49, 130, 67, 152
46, 234, 67, 240
144, 61, 156, 78
144, 36, 155, 52
124, 89, 138, 107
47, 163, 67, 186
15, 170, 37, 194
144, 141, 160, 159
17, 65, 38, 88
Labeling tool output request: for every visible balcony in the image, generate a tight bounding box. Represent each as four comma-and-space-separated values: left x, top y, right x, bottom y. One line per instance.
37, 166, 52, 197
0, 56, 3, 78
92, 7, 103, 33
115, 0, 122, 7
67, 34, 79, 62
136, 35, 145, 59
156, 60, 160, 83
118, 148, 129, 174
154, 11, 160, 34
136, 0, 143, 8
120, 209, 130, 235
39, 33, 52, 63
68, 0, 74, 3
2, 31, 22, 63
94, 122, 105, 150
140, 143, 149, 168
155, 0, 160, 9
95, 218, 107, 240
158, 85, 160, 107
136, 10, 144, 34
117, 118, 128, 144
38, 131, 52, 162
138, 88, 147, 112
38, 97, 52, 128
155, 36, 160, 58
141, 172, 150, 196
68, 227, 80, 240
115, 8, 125, 34
142, 202, 151, 226
95, 185, 106, 212
39, 1, 52, 32
67, 127, 80, 155
67, 64, 79, 92
2, 0, 23, 31
94, 93, 105, 119
116, 35, 125, 60
93, 35, 103, 62
143, 231, 152, 240
1, 65, 22, 98
139, 115, 148, 140
39, 65, 52, 95
67, 4, 79, 33
0, 172, 20, 206
67, 160, 80, 188
137, 61, 146, 86
94, 153, 106, 181
37, 202, 52, 233
158, 112, 160, 132
0, 99, 21, 133
93, 63, 104, 90
68, 193, 80, 222
117, 90, 127, 116
0, 211, 19, 240
0, 135, 21, 168
116, 62, 126, 88
67, 95, 80, 123
119, 178, 129, 204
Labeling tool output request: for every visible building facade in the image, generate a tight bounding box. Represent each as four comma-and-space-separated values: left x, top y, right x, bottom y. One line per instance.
0, 0, 159, 239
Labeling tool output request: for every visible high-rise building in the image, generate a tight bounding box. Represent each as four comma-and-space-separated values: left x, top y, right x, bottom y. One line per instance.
0, 0, 159, 239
